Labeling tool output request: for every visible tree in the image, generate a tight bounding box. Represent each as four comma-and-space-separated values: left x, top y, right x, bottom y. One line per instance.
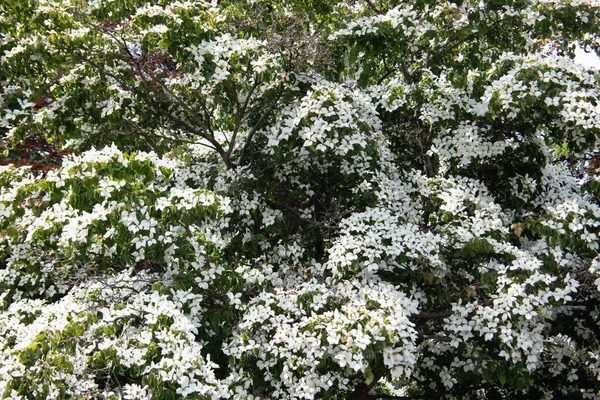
1, 0, 600, 398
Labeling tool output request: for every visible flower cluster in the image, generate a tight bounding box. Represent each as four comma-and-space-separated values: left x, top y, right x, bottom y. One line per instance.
0, 271, 229, 399
224, 280, 418, 398
1, 0, 600, 398
0, 146, 228, 303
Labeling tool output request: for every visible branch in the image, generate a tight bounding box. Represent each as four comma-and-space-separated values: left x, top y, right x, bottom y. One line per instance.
127, 62, 233, 168
128, 122, 218, 151
365, 383, 493, 400
228, 78, 261, 156
377, 66, 399, 84
365, 371, 385, 393
443, 159, 460, 179
399, 58, 413, 84
414, 17, 504, 74
412, 308, 453, 320
181, 211, 212, 267
418, 334, 452, 343
77, 18, 234, 168
237, 82, 286, 166
362, 0, 381, 14
75, 47, 226, 158
129, 59, 232, 168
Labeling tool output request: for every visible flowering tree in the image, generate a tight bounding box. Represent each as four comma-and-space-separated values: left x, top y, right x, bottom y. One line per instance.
1, 0, 600, 398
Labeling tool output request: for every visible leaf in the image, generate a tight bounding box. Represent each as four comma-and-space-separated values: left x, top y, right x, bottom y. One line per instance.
510, 223, 523, 237
364, 368, 374, 385
498, 371, 506, 385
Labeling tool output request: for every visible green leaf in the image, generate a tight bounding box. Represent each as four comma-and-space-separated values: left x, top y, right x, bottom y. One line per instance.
365, 368, 374, 385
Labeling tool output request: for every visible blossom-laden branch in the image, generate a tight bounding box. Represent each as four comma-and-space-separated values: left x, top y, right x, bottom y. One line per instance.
1, 0, 600, 399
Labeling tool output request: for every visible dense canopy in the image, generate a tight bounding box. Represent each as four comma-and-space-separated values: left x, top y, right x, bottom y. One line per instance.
1, 0, 600, 398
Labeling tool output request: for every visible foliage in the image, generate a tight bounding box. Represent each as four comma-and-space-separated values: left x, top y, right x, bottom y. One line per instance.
1, 0, 600, 398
